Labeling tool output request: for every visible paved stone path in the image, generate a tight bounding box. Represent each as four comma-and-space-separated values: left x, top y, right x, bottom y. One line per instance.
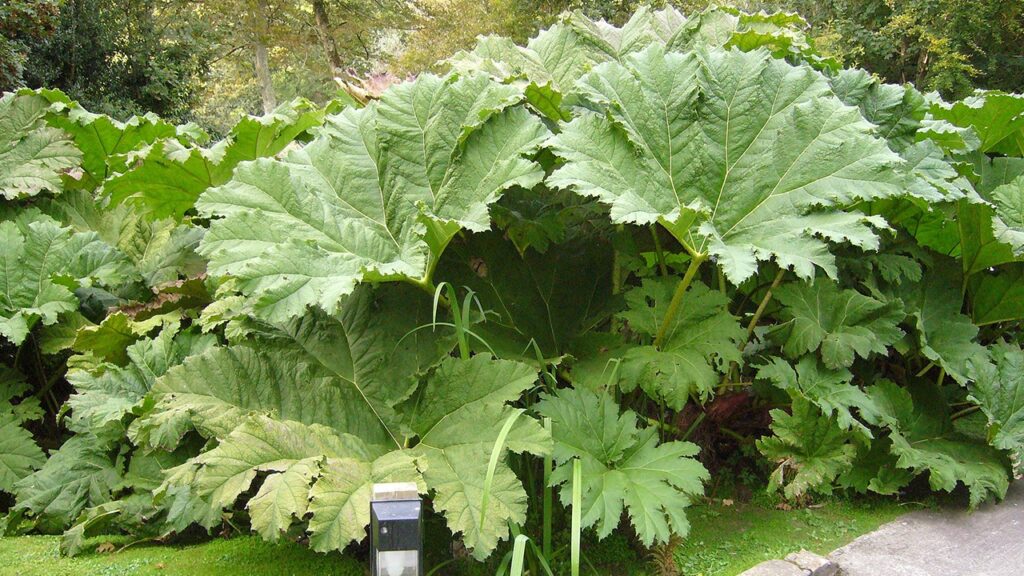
829, 482, 1024, 576
739, 482, 1024, 576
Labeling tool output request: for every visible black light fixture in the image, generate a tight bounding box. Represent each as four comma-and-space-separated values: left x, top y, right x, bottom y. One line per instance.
370, 482, 423, 576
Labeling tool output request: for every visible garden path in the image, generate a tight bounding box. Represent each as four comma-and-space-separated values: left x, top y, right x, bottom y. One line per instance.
829, 482, 1024, 576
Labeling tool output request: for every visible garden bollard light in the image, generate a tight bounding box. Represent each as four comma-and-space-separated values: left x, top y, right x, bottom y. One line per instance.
370, 482, 423, 576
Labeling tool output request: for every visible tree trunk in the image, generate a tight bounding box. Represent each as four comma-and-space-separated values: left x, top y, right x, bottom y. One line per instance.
311, 0, 344, 76
915, 48, 930, 87
251, 0, 277, 113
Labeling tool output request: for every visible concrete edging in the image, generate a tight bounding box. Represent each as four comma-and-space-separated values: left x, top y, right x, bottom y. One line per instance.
737, 550, 839, 576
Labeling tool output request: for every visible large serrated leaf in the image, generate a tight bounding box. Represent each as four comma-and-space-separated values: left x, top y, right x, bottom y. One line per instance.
757, 398, 857, 499
0, 212, 131, 345
537, 387, 707, 546
407, 355, 550, 560
102, 98, 326, 220
969, 343, 1024, 463
757, 356, 878, 437
66, 327, 215, 438
0, 410, 46, 493
196, 73, 548, 322
771, 280, 904, 369
865, 380, 1009, 507
136, 285, 452, 450
547, 46, 903, 283
13, 435, 122, 531
0, 91, 81, 200
613, 279, 743, 407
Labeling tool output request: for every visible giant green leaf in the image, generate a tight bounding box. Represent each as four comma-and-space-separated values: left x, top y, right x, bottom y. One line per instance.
14, 435, 122, 531
547, 46, 903, 284
666, 7, 823, 65
450, 6, 822, 99
307, 450, 424, 552
838, 436, 915, 495
29, 87, 185, 186
43, 190, 205, 287
900, 264, 987, 383
196, 73, 548, 322
990, 175, 1024, 256
537, 387, 708, 546
406, 355, 551, 559
0, 100, 75, 199
0, 91, 81, 200
929, 91, 1024, 156
66, 327, 215, 438
0, 409, 46, 494
135, 284, 452, 450
757, 356, 878, 437
865, 380, 1009, 506
757, 398, 857, 499
828, 69, 926, 152
612, 279, 744, 407
0, 365, 42, 424
69, 311, 180, 365
969, 263, 1024, 325
169, 414, 423, 551
968, 343, 1024, 462
102, 98, 326, 220
0, 212, 131, 345
771, 280, 904, 369
186, 416, 375, 529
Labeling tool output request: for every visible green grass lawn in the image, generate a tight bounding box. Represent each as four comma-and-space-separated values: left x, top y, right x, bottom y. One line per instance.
674, 496, 916, 575
0, 496, 915, 576
0, 534, 363, 576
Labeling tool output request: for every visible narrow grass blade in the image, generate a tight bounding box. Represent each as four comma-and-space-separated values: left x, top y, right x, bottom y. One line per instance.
571, 458, 582, 576
509, 534, 530, 576
542, 417, 553, 559
480, 409, 524, 533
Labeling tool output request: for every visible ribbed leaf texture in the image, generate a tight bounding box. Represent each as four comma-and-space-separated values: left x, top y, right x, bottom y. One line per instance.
0, 92, 81, 200
537, 387, 708, 546
196, 73, 548, 322
547, 45, 903, 283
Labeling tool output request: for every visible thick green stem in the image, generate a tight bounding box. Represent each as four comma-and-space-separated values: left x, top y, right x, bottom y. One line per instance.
407, 277, 450, 308
951, 405, 980, 421
718, 426, 752, 445
612, 225, 625, 295
915, 362, 935, 378
682, 412, 707, 441
542, 418, 553, 560
650, 226, 668, 277
644, 415, 684, 437
653, 253, 707, 350
740, 268, 786, 351
611, 225, 625, 333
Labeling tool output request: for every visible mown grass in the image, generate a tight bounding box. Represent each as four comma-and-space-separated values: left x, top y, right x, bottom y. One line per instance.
0, 534, 363, 576
674, 496, 916, 575
0, 495, 913, 576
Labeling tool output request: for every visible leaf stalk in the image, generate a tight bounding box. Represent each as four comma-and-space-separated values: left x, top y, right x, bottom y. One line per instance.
741, 268, 787, 351
653, 252, 707, 350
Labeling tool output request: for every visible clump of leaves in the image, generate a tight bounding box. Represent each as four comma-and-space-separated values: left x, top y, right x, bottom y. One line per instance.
2, 4, 1024, 569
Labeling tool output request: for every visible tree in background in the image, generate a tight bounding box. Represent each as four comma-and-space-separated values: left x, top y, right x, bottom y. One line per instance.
16, 0, 215, 122
391, 0, 564, 74
766, 0, 1024, 98
6, 0, 1019, 129
189, 0, 412, 133
0, 0, 59, 92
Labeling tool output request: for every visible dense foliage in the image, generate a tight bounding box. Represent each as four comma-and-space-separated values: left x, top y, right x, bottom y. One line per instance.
1, 5, 1023, 571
